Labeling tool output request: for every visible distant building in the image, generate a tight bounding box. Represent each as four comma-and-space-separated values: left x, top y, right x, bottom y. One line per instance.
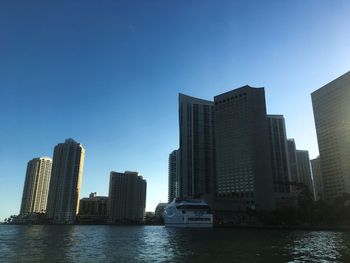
214, 86, 274, 210
296, 150, 314, 198
178, 94, 216, 199
312, 71, 350, 201
168, 149, 179, 202
311, 157, 324, 201
267, 115, 291, 194
77, 192, 108, 224
155, 202, 168, 219
108, 171, 146, 224
20, 157, 52, 215
46, 138, 85, 224
287, 139, 299, 185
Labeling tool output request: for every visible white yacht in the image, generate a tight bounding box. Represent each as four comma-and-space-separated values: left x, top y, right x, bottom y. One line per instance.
163, 198, 213, 228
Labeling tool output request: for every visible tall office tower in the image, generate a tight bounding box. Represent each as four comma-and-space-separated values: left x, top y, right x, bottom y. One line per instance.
168, 149, 179, 202
46, 138, 85, 224
108, 171, 146, 223
267, 115, 291, 194
214, 86, 274, 210
311, 157, 323, 201
296, 150, 314, 198
312, 71, 350, 201
178, 94, 215, 198
20, 157, 52, 214
287, 139, 299, 185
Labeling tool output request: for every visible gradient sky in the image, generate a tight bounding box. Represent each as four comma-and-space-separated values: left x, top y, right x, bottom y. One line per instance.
1, 0, 350, 221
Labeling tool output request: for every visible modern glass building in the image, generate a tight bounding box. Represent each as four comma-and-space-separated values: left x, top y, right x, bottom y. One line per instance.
296, 150, 314, 198
178, 94, 215, 198
267, 115, 291, 194
311, 157, 323, 201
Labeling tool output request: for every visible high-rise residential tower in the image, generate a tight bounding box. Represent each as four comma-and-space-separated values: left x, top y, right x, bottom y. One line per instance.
296, 150, 314, 198
214, 86, 274, 210
168, 149, 179, 202
267, 115, 291, 194
312, 71, 350, 201
20, 157, 52, 215
108, 171, 146, 223
178, 94, 215, 198
46, 138, 85, 224
311, 157, 323, 201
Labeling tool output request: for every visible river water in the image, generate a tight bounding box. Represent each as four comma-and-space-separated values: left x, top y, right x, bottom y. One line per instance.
0, 225, 349, 262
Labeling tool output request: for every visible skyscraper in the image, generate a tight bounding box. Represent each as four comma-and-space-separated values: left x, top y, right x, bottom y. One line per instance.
287, 139, 299, 185
46, 138, 85, 224
296, 150, 314, 198
267, 115, 291, 194
214, 86, 274, 210
108, 171, 146, 223
311, 157, 323, 201
168, 149, 179, 202
178, 94, 215, 198
20, 157, 52, 215
312, 71, 350, 201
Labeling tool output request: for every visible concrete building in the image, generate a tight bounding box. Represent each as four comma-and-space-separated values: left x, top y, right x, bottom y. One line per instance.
312, 71, 350, 201
178, 93, 216, 199
311, 157, 324, 201
214, 86, 274, 210
46, 138, 85, 224
20, 157, 52, 215
168, 149, 179, 202
296, 150, 314, 198
267, 115, 291, 194
77, 192, 108, 224
108, 171, 146, 224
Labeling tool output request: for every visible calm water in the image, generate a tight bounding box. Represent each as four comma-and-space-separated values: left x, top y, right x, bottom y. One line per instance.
1, 225, 350, 262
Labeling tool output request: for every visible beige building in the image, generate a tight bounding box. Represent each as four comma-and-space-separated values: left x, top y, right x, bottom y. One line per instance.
20, 157, 52, 214
108, 171, 146, 224
46, 138, 85, 224
312, 71, 350, 201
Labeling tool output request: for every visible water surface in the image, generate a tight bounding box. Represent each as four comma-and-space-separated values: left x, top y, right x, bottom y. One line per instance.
1, 225, 349, 262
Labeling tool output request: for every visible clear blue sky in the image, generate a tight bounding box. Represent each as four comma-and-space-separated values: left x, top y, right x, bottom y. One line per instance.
1, 0, 350, 221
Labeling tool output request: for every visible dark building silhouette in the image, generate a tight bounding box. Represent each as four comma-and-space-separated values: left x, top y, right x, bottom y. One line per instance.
296, 150, 315, 198
287, 139, 299, 185
311, 157, 324, 201
267, 115, 291, 194
168, 149, 179, 202
178, 94, 216, 199
77, 192, 108, 224
108, 171, 146, 224
214, 86, 274, 210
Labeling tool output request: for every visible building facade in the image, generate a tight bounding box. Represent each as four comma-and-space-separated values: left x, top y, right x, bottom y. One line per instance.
78, 192, 108, 224
168, 149, 179, 202
296, 150, 314, 198
178, 93, 216, 198
108, 171, 146, 223
46, 138, 85, 224
214, 86, 274, 210
311, 157, 324, 201
267, 115, 291, 194
20, 157, 52, 215
312, 71, 350, 201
